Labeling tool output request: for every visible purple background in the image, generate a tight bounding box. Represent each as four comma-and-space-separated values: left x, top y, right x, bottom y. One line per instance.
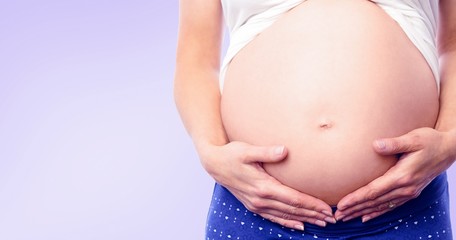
0, 1, 453, 239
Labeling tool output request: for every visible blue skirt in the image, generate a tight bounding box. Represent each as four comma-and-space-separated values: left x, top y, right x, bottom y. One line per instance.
206, 173, 452, 240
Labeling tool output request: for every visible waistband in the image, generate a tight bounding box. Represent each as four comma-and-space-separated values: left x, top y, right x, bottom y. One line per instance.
304, 172, 448, 237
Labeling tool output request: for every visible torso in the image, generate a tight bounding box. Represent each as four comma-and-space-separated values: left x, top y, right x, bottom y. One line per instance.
220, 0, 439, 205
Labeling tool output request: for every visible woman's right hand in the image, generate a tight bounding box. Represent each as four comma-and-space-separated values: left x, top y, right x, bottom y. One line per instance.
198, 141, 336, 231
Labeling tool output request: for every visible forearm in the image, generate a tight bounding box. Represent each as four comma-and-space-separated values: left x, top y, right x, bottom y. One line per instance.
435, 51, 456, 132
174, 0, 226, 158
174, 68, 228, 155
435, 0, 456, 133
433, 0, 456, 164
435, 50, 456, 162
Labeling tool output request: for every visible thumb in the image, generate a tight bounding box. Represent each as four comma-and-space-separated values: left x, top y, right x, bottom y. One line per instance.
242, 144, 288, 163
373, 133, 421, 155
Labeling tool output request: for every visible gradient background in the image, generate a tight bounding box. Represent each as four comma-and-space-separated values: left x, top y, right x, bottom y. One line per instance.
0, 1, 454, 239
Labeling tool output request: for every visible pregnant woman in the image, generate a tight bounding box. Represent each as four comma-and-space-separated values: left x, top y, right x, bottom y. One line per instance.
175, 0, 456, 239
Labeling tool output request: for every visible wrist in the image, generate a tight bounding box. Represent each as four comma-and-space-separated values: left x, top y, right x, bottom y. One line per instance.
442, 129, 456, 165
193, 138, 225, 175
191, 130, 228, 151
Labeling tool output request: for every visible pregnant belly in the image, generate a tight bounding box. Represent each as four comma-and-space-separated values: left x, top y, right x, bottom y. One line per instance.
220, 0, 439, 205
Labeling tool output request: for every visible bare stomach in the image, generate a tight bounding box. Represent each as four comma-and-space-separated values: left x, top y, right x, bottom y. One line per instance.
220, 0, 439, 205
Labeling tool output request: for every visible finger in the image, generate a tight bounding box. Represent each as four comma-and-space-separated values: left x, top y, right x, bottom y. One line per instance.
241, 144, 288, 164
269, 182, 334, 218
340, 183, 421, 215
341, 197, 409, 222
336, 185, 404, 217
336, 183, 421, 218
235, 182, 335, 221
373, 131, 423, 155
260, 213, 305, 231
361, 199, 409, 222
236, 191, 333, 228
257, 198, 337, 223
337, 174, 399, 212
260, 207, 329, 227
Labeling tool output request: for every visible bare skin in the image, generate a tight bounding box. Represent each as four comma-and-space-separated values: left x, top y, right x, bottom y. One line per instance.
335, 0, 456, 222
221, 0, 438, 205
174, 0, 456, 231
175, 0, 333, 230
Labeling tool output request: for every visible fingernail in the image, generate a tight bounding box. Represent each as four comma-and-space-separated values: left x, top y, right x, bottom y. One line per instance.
338, 204, 347, 210
342, 216, 355, 222
322, 210, 333, 217
294, 224, 304, 231
325, 217, 337, 224
375, 140, 386, 150
315, 220, 326, 227
336, 215, 346, 221
362, 216, 371, 223
274, 146, 284, 155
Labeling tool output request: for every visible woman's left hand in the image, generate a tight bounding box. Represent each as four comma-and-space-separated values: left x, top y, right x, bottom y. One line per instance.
334, 127, 456, 223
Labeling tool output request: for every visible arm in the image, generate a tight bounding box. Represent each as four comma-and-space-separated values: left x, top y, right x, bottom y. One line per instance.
334, 0, 456, 222
174, 0, 226, 150
436, 0, 456, 133
174, 0, 334, 230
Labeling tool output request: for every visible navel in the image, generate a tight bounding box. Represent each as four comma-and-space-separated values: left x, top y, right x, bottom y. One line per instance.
318, 118, 334, 130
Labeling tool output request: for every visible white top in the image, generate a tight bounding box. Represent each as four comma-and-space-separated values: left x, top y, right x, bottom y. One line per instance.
219, 0, 440, 92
